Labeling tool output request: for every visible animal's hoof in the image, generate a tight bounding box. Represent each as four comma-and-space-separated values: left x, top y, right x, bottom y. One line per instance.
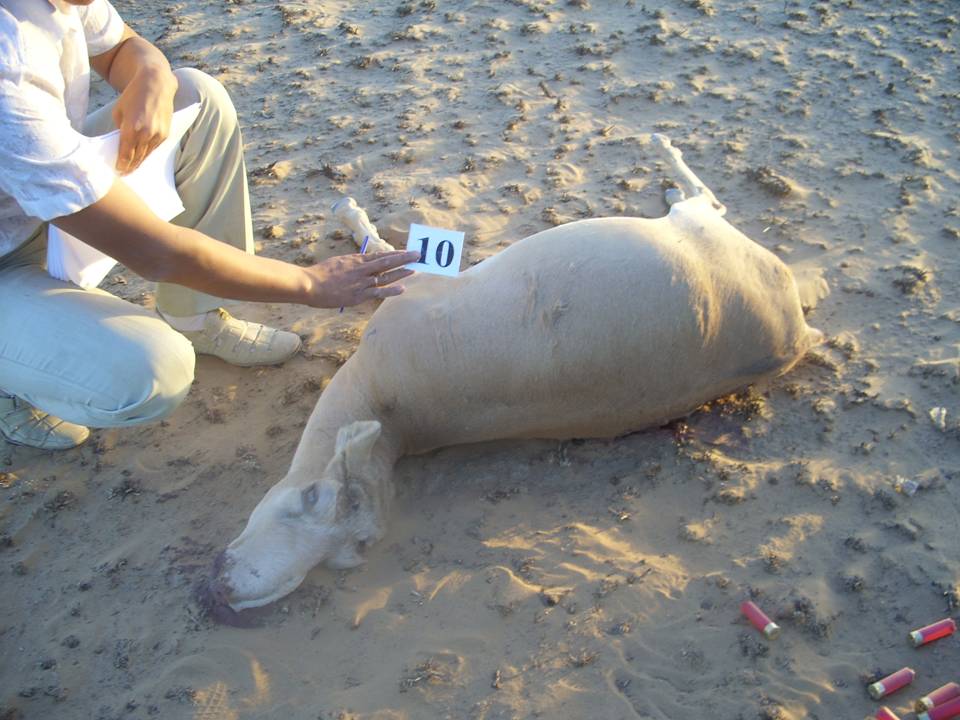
665, 187, 686, 206
651, 133, 672, 149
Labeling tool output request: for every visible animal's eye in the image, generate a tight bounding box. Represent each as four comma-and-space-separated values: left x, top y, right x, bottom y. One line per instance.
301, 483, 319, 511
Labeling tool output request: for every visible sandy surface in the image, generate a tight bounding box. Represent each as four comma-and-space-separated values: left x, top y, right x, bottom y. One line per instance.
2, 1, 959, 719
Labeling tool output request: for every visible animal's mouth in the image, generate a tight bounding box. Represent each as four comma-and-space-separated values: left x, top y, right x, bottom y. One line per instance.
196, 551, 309, 625
194, 574, 267, 628
226, 573, 307, 612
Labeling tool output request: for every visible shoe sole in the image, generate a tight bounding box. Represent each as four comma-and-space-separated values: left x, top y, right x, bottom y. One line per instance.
196, 341, 302, 368
0, 432, 89, 451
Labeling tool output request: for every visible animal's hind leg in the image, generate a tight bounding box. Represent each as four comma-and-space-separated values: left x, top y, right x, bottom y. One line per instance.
664, 186, 686, 206
331, 197, 397, 253
651, 134, 727, 215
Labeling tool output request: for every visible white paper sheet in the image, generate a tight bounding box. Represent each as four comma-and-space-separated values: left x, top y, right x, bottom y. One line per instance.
46, 103, 202, 290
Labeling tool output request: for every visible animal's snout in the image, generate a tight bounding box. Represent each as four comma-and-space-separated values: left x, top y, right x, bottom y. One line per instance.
210, 548, 229, 581
195, 551, 254, 627
199, 552, 234, 606
206, 550, 234, 600
205, 574, 233, 608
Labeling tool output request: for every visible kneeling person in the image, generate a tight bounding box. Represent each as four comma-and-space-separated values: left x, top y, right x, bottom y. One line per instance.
0, 0, 417, 450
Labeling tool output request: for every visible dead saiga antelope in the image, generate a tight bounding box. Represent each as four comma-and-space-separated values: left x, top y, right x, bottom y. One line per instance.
203, 135, 823, 617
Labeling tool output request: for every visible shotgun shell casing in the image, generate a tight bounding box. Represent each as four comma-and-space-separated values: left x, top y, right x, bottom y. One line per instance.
909, 618, 957, 648
740, 600, 780, 639
868, 668, 916, 700
875, 706, 901, 720
917, 683, 960, 712
918, 696, 960, 720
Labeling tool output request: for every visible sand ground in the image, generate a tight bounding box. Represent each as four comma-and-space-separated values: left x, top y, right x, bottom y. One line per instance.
2, 1, 959, 719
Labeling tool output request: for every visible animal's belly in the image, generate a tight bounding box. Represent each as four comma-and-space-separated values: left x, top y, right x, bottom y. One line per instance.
391, 322, 758, 452
362, 217, 808, 452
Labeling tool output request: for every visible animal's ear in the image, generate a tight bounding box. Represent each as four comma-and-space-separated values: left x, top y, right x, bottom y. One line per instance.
334, 421, 382, 476
330, 421, 386, 533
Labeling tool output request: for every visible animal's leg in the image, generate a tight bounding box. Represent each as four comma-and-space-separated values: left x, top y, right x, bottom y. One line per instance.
331, 197, 397, 253
664, 187, 686, 206
651, 134, 727, 215
790, 264, 831, 313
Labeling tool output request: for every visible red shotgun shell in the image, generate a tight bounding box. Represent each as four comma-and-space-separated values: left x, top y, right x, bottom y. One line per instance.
875, 706, 901, 720
916, 682, 960, 712
909, 618, 957, 647
868, 668, 916, 700
741, 600, 780, 639
918, 696, 960, 720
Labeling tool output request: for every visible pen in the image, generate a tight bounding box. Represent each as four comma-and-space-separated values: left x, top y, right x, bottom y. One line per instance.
340, 235, 369, 313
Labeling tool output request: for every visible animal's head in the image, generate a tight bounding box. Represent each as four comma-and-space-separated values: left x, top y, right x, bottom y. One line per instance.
204, 421, 388, 614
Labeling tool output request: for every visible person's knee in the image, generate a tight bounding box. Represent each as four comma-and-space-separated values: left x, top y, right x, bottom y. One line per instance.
108, 329, 196, 426
173, 67, 239, 132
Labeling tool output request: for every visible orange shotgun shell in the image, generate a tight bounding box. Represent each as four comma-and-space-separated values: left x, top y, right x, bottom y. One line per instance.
868, 668, 916, 700
740, 600, 780, 640
918, 696, 960, 720
909, 618, 957, 648
875, 706, 901, 720
917, 683, 960, 712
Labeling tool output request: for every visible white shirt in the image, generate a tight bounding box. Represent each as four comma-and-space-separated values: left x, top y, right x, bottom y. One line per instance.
0, 0, 125, 257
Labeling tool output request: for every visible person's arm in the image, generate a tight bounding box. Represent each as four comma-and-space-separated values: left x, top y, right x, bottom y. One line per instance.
89, 26, 178, 174
52, 180, 419, 308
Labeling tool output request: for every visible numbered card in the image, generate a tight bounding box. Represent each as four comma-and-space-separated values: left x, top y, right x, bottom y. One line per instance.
405, 224, 464, 277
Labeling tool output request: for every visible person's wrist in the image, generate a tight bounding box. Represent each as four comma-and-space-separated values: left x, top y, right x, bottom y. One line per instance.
297, 266, 323, 307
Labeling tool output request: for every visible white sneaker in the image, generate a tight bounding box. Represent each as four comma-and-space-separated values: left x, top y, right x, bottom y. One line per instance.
179, 308, 302, 367
0, 394, 90, 450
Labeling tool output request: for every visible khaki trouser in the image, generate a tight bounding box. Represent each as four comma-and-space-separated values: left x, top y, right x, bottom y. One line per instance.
0, 68, 254, 428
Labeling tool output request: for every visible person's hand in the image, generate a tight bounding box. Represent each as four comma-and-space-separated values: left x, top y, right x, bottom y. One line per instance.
304, 250, 421, 308
111, 65, 178, 174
